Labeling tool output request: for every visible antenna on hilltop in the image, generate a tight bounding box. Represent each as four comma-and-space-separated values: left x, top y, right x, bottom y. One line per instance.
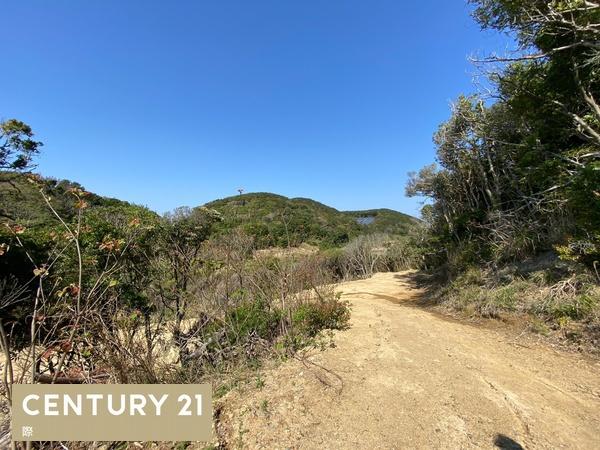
237, 188, 246, 206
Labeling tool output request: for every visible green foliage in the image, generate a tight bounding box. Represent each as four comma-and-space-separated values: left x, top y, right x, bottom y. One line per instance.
172, 290, 350, 374
438, 262, 600, 340
545, 292, 598, 320
0, 119, 42, 172
292, 296, 351, 338
0, 171, 134, 225
343, 209, 419, 235
0, 171, 162, 348
206, 193, 354, 248
409, 1, 600, 272
457, 267, 487, 287
0, 165, 360, 374
205, 193, 419, 249
470, 0, 600, 53
319, 247, 346, 279
225, 298, 282, 343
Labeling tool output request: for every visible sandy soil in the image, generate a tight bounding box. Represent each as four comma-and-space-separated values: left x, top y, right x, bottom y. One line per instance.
217, 271, 600, 449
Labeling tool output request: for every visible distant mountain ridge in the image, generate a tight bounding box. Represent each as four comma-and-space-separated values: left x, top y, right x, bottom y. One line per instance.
205, 192, 419, 248
1, 173, 419, 250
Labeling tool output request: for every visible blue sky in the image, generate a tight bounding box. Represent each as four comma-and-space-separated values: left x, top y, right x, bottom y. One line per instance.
2, 1, 510, 217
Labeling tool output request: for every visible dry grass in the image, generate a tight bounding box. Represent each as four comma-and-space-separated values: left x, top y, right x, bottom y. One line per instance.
437, 265, 600, 348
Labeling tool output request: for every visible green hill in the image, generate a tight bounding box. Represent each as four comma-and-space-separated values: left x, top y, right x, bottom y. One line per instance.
0, 174, 419, 251
0, 172, 158, 292
0, 172, 147, 226
205, 193, 419, 248
343, 209, 419, 236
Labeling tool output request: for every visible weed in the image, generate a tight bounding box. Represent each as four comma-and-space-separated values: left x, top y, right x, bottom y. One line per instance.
175, 441, 191, 450
259, 399, 269, 415
529, 319, 550, 335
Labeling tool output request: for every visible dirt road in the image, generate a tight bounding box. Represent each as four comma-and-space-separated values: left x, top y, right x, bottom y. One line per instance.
218, 272, 600, 449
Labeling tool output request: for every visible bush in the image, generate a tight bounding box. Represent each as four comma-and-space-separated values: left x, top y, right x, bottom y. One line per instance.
537, 289, 599, 321
292, 295, 351, 338
225, 299, 282, 343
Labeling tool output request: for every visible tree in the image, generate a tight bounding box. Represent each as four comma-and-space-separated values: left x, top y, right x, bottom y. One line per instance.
471, 0, 600, 154
473, 0, 600, 261
408, 0, 600, 270
154, 206, 222, 363
0, 119, 43, 172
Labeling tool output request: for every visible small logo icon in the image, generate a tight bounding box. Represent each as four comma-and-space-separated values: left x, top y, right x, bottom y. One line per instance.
22, 426, 33, 438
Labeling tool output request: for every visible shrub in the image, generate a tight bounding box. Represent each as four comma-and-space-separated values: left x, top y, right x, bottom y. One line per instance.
538, 289, 599, 321
292, 295, 351, 338
225, 299, 282, 343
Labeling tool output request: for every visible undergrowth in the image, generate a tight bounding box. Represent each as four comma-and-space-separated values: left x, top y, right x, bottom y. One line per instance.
436, 262, 600, 348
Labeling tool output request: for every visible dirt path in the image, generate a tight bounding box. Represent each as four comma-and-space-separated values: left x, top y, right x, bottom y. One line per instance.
218, 272, 600, 449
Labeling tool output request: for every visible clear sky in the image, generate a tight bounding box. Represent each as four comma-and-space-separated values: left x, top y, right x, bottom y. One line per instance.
2, 1, 509, 217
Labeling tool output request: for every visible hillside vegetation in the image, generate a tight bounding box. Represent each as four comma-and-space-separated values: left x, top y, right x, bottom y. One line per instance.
0, 148, 418, 428
0, 172, 157, 290
0, 176, 419, 252
2, 2, 600, 447
205, 192, 419, 248
0, 170, 354, 392
407, 0, 600, 347
343, 209, 418, 236
0, 172, 149, 225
